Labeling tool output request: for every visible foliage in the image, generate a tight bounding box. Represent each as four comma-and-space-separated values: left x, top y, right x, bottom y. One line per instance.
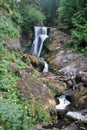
52, 128, 60, 130
57, 0, 87, 49
11, 11, 23, 25
40, 0, 58, 26
20, 5, 45, 33
65, 40, 87, 56
71, 6, 87, 47
0, 13, 19, 41
0, 43, 47, 129
80, 47, 87, 56
57, 0, 77, 28
18, 0, 41, 10
17, 0, 45, 33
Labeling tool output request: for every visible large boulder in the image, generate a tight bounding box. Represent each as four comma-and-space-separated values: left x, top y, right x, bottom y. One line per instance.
40, 72, 67, 96
66, 85, 87, 109
17, 72, 56, 111
22, 54, 44, 71
44, 28, 87, 77
3, 39, 22, 51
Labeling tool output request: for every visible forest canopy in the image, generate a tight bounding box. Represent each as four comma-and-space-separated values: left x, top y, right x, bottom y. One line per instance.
0, 0, 87, 47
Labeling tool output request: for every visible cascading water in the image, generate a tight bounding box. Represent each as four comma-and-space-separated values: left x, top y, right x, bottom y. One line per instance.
43, 61, 49, 72
31, 26, 48, 72
31, 26, 48, 57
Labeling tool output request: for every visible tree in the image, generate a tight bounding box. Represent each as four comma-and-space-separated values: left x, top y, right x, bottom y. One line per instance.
57, 0, 77, 28
40, 0, 59, 26
57, 0, 87, 47
17, 0, 45, 33
21, 6, 45, 33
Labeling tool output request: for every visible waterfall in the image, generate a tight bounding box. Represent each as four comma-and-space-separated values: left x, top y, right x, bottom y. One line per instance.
43, 61, 49, 72
31, 26, 49, 72
31, 26, 48, 57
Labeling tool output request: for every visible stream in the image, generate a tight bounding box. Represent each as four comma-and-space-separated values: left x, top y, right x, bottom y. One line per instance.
31, 26, 87, 130
31, 26, 49, 72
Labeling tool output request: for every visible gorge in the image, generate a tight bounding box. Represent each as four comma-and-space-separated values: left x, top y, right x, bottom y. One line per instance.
31, 27, 87, 130
0, 1, 87, 129
32, 27, 87, 130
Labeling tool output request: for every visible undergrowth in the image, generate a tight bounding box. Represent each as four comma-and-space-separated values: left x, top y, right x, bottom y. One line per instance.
65, 40, 87, 56
0, 43, 47, 130
0, 13, 19, 41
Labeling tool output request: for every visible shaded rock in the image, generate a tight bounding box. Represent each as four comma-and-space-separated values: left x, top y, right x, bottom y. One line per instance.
66, 86, 87, 109
17, 72, 55, 111
22, 54, 44, 71
75, 71, 87, 86
35, 123, 52, 130
46, 80, 67, 96
41, 73, 67, 96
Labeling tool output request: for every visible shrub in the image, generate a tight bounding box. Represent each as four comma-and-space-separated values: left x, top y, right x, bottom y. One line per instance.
12, 11, 23, 25
0, 13, 19, 41
21, 6, 45, 33
0, 44, 47, 129
72, 16, 87, 47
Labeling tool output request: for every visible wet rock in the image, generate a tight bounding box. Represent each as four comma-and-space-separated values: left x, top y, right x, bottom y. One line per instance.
61, 124, 78, 130
66, 86, 87, 109
41, 73, 67, 96
22, 54, 44, 71
35, 123, 52, 130
44, 29, 87, 77
66, 111, 87, 123
17, 72, 56, 111
75, 71, 87, 87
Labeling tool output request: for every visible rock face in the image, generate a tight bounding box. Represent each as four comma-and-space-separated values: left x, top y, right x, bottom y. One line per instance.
66, 111, 87, 122
41, 72, 67, 96
22, 54, 44, 71
61, 124, 78, 130
45, 28, 87, 76
41, 28, 87, 130
66, 87, 87, 109
17, 72, 56, 111
4, 39, 22, 51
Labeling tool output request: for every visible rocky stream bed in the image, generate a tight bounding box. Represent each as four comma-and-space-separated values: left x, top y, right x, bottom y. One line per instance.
34, 28, 87, 130
5, 28, 87, 130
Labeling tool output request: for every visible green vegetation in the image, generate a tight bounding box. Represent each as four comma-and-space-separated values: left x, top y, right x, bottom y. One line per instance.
57, 0, 87, 51
1, 0, 86, 51
52, 128, 60, 130
0, 0, 87, 129
20, 5, 45, 33
17, 0, 45, 33
40, 0, 58, 26
0, 13, 19, 41
0, 43, 47, 130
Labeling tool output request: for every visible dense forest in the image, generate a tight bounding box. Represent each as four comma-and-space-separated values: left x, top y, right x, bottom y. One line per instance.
0, 0, 87, 48
0, 0, 87, 130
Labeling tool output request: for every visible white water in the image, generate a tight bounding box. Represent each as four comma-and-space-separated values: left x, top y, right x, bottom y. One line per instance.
55, 95, 70, 110
31, 26, 48, 72
31, 26, 48, 57
43, 61, 49, 72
